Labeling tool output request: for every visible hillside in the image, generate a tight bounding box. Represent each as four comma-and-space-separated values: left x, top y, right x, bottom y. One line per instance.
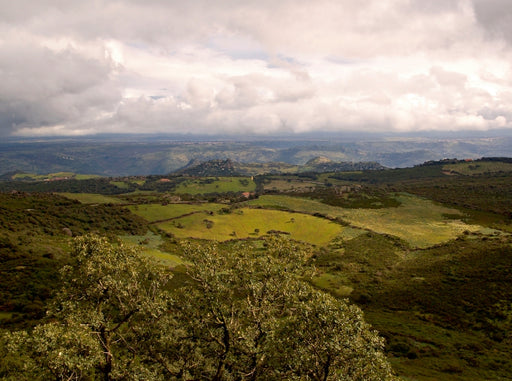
1, 158, 512, 380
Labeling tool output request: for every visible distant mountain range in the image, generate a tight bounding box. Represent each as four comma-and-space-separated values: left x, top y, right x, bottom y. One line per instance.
2, 133, 512, 176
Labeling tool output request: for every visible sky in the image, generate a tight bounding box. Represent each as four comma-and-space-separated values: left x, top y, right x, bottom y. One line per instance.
1, 0, 512, 137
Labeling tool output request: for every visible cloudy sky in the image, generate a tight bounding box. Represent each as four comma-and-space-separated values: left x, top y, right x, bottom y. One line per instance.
1, 0, 512, 136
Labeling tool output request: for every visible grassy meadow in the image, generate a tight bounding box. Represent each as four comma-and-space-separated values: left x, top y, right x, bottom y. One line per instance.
247, 194, 491, 248
157, 208, 344, 246
336, 194, 483, 248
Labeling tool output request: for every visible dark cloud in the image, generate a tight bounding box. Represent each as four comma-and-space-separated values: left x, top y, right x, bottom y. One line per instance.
0, 41, 121, 134
473, 0, 512, 43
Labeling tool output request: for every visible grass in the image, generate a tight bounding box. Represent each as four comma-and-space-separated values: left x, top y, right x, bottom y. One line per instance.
247, 194, 490, 248
365, 310, 497, 381
337, 195, 483, 248
157, 208, 344, 246
128, 203, 226, 222
58, 193, 125, 204
313, 229, 512, 380
174, 177, 256, 194
311, 273, 354, 297
119, 232, 185, 267
110, 181, 131, 189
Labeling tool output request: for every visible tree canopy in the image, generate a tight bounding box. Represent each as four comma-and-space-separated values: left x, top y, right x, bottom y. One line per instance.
4, 235, 396, 380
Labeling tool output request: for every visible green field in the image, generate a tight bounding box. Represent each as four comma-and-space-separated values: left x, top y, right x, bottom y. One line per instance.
247, 194, 491, 248
337, 194, 484, 248
128, 203, 226, 222
119, 232, 184, 267
311, 272, 354, 297
174, 177, 256, 194
58, 193, 125, 204
157, 208, 344, 246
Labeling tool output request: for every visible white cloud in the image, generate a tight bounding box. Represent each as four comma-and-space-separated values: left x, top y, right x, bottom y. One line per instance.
1, 0, 512, 136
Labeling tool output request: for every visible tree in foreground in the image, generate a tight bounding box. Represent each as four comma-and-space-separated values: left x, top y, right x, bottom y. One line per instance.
6, 235, 172, 380
155, 238, 397, 380
6, 235, 396, 380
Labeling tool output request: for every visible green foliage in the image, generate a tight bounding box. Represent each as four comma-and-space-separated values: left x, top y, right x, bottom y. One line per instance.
11, 172, 101, 181
3, 159, 512, 380
0, 236, 68, 327
155, 238, 396, 380
396, 172, 512, 221
0, 178, 136, 194
5, 236, 396, 380
0, 192, 149, 327
6, 235, 172, 380
0, 192, 147, 236
295, 186, 401, 209
316, 231, 512, 380
442, 160, 512, 175
58, 192, 125, 204
128, 202, 225, 223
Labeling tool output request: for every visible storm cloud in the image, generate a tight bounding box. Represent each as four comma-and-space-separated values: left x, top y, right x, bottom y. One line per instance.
1, 0, 512, 136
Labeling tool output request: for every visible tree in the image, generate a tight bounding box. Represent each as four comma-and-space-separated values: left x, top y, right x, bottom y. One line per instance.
153, 238, 397, 380
6, 236, 396, 380
7, 235, 172, 380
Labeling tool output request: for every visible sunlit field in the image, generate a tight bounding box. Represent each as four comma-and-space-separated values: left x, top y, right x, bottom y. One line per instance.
247, 194, 486, 248
157, 208, 344, 246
